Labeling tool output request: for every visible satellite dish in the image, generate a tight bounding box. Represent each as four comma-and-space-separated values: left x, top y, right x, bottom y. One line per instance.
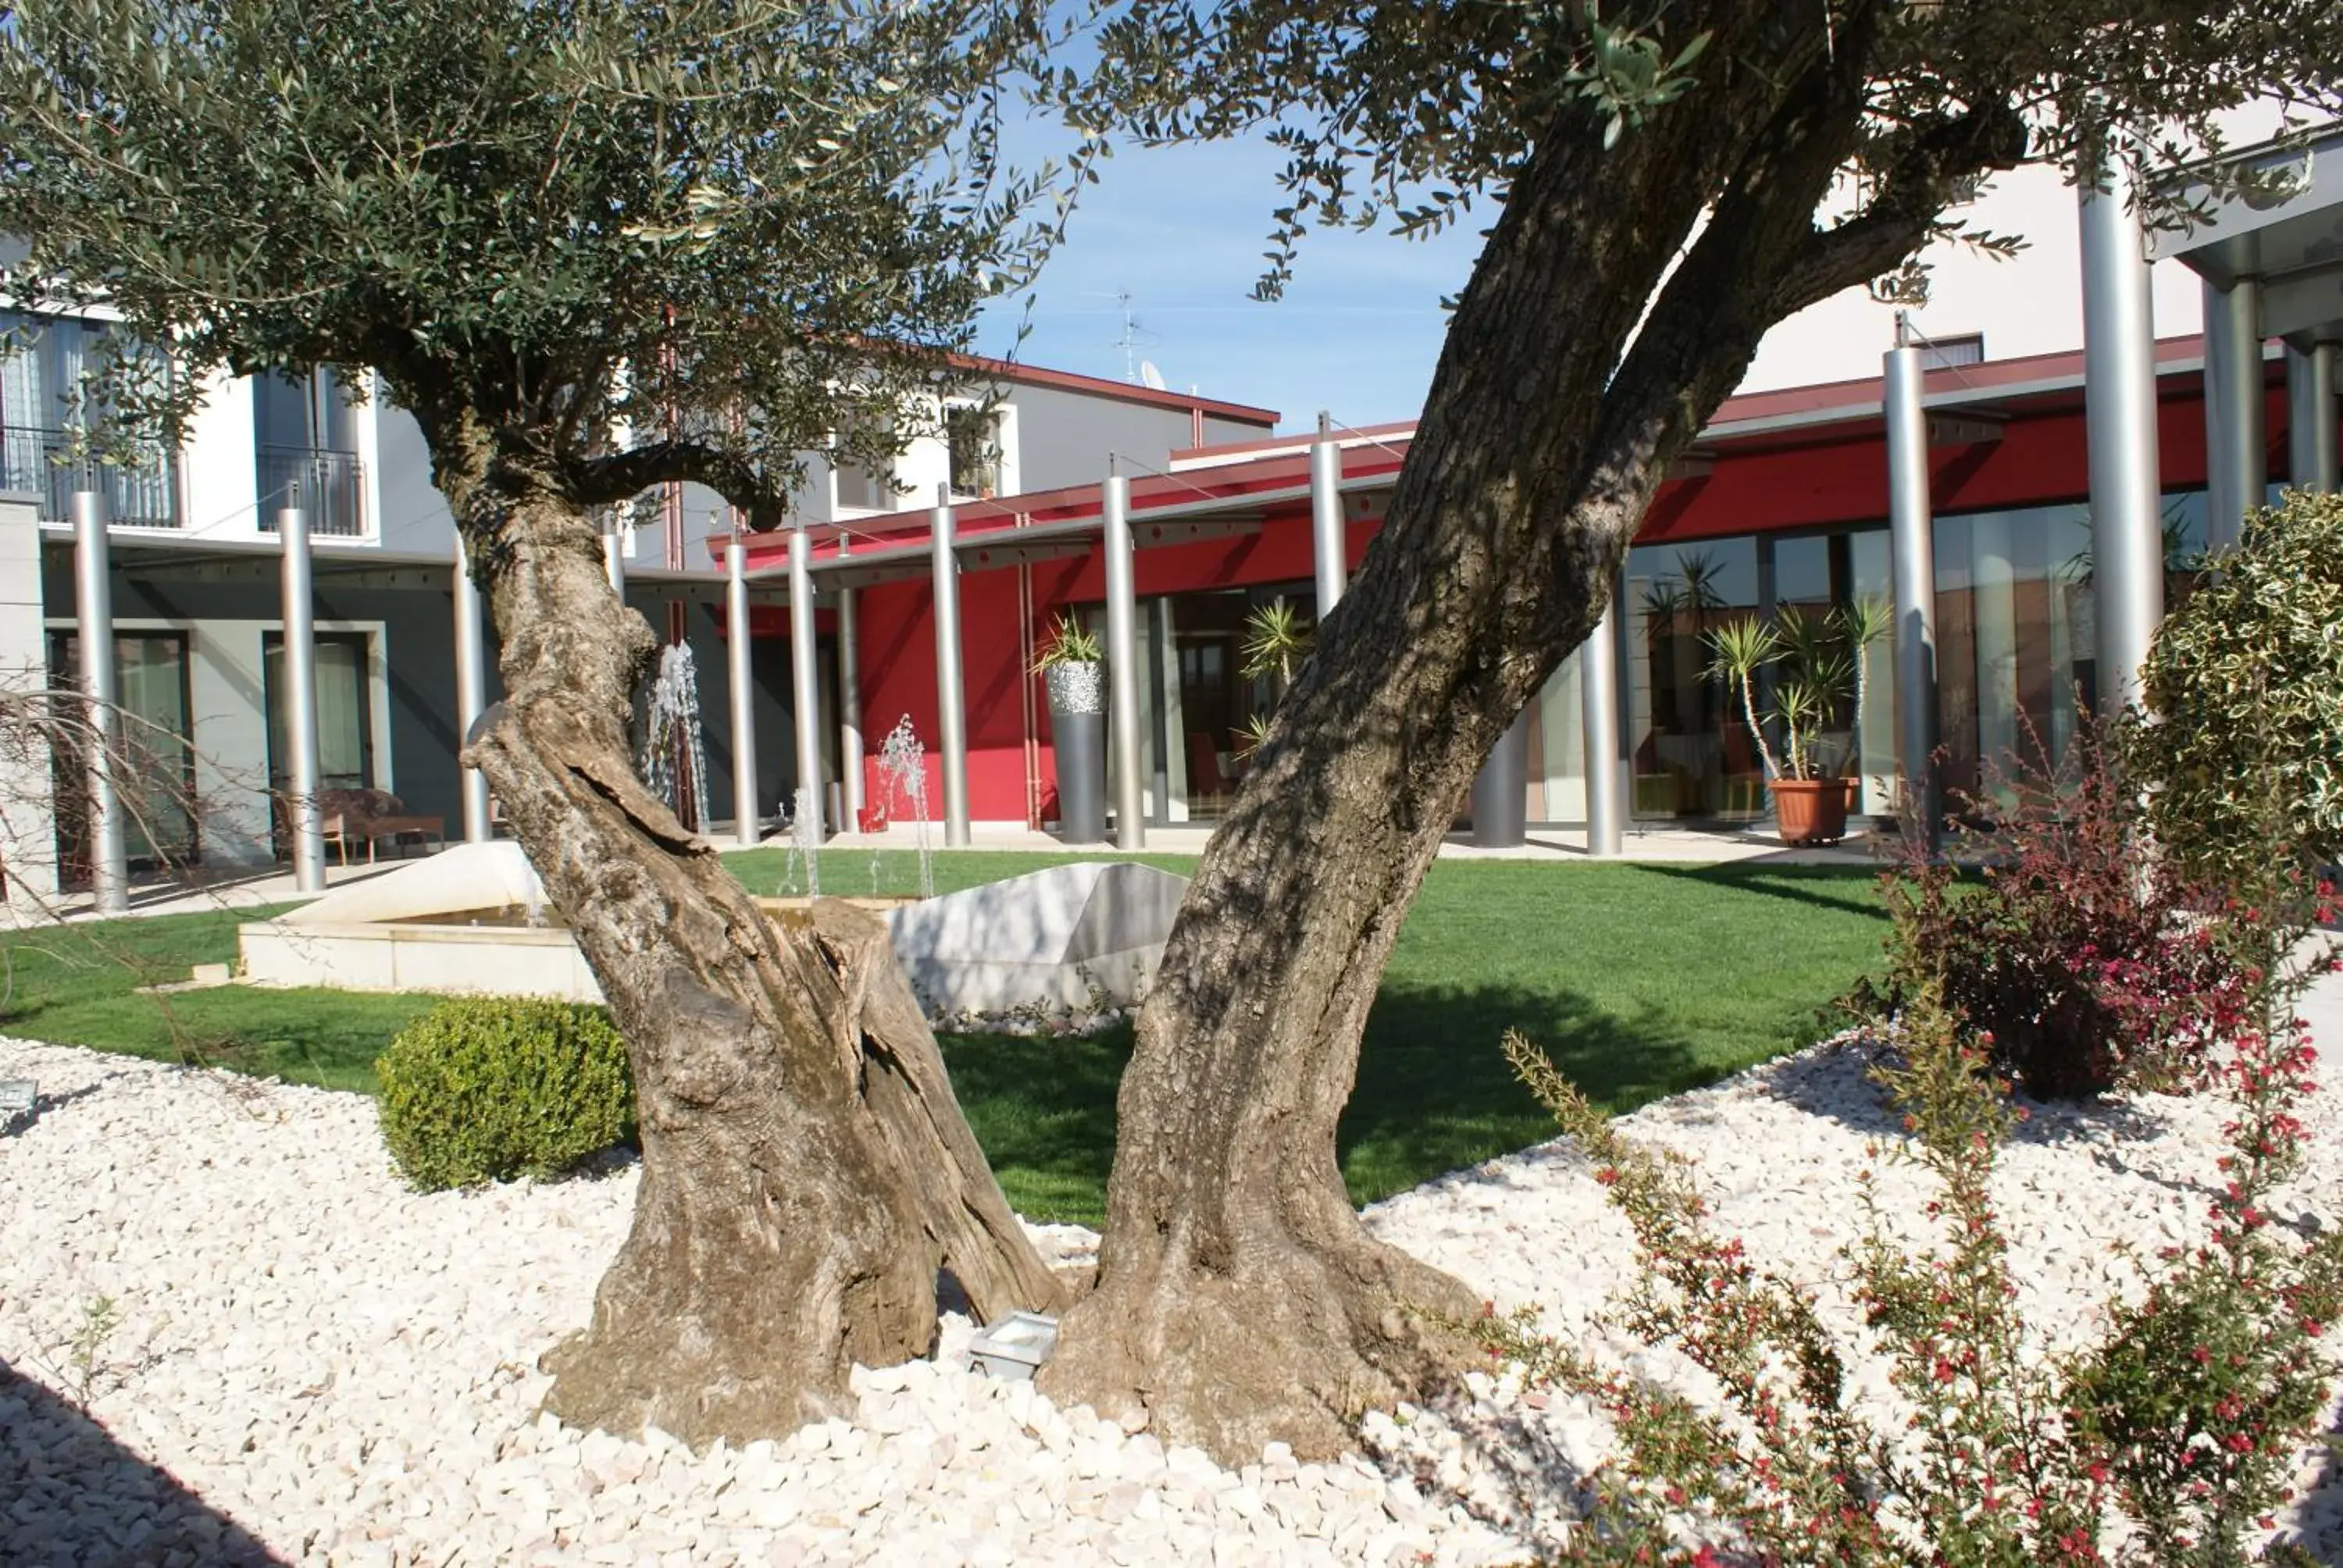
1139, 360, 1166, 391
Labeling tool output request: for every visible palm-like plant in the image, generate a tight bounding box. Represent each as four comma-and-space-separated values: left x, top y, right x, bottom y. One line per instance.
1835, 595, 1893, 744
1703, 616, 1784, 779
1239, 597, 1314, 686
1028, 613, 1102, 673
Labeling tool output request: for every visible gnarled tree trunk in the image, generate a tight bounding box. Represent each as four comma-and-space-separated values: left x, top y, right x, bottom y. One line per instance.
1047, 15, 2020, 1463
448, 459, 1057, 1445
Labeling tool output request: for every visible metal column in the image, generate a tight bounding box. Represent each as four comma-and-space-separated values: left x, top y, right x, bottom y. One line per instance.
1579, 568, 1624, 859
1884, 337, 1940, 841
451, 534, 491, 843
279, 506, 327, 893
70, 491, 129, 914
838, 579, 865, 829
1471, 710, 1531, 849
1310, 412, 1346, 618
2078, 153, 2165, 712
931, 486, 972, 846
2288, 341, 2341, 494
726, 536, 761, 846
2202, 276, 2266, 552
1103, 466, 1147, 849
787, 523, 822, 840
602, 512, 627, 597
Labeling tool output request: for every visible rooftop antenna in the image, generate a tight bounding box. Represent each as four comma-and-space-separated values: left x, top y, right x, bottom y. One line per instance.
1086, 289, 1159, 383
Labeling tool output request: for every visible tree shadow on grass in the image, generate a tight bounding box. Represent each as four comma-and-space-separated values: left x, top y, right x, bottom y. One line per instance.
938, 1025, 1131, 1230
0, 1356, 284, 1566
1635, 861, 1890, 923
1342, 982, 1720, 1209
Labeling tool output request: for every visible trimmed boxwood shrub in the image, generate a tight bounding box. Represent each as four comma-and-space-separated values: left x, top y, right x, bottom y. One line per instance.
375, 995, 634, 1191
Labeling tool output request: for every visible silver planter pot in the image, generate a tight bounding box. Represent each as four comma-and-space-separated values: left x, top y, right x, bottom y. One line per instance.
1044, 661, 1107, 843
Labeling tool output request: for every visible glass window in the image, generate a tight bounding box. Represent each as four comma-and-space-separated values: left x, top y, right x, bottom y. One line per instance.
0, 310, 176, 526
1626, 538, 1762, 819
945, 405, 1003, 500
264, 633, 376, 797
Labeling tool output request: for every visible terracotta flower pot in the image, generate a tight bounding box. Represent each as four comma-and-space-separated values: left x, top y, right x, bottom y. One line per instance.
1769, 777, 1856, 846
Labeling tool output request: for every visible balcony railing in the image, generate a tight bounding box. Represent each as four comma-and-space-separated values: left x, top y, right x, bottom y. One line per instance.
258, 446, 367, 537
0, 425, 180, 528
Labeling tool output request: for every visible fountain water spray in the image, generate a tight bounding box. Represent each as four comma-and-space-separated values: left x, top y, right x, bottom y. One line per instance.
793, 785, 822, 898
879, 715, 935, 899
641, 642, 711, 833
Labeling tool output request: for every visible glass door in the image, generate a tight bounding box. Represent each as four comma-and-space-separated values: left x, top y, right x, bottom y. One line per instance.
48, 631, 197, 873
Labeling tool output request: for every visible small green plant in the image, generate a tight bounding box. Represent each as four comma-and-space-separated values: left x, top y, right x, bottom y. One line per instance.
1239, 596, 1314, 686
66, 1294, 120, 1407
375, 995, 635, 1190
1028, 613, 1102, 672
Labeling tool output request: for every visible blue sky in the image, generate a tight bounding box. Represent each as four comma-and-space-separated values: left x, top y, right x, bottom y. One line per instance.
974, 136, 1487, 433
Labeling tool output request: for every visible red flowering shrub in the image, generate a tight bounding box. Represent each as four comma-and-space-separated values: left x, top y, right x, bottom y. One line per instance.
1857, 715, 2256, 1099
1467, 849, 2341, 1566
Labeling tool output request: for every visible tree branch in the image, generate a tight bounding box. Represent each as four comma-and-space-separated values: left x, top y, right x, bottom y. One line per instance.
566, 440, 790, 531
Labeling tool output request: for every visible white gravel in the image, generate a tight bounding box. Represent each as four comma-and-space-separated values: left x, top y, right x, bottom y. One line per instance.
5, 971, 2342, 1566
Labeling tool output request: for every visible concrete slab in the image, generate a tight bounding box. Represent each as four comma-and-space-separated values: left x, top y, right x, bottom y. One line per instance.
884, 861, 1189, 1025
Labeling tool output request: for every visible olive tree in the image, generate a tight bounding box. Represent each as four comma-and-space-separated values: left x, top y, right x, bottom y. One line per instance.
1037, 2, 2343, 1459
0, 0, 1079, 1440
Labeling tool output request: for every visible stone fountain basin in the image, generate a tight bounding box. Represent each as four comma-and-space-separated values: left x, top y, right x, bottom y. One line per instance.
237, 843, 911, 1005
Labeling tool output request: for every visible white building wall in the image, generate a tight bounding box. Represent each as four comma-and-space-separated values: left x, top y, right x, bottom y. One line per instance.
1741, 163, 2210, 392
177, 368, 262, 540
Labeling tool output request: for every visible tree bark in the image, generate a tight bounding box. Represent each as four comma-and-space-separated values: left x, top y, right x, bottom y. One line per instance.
447, 462, 1057, 1445
1047, 12, 2019, 1463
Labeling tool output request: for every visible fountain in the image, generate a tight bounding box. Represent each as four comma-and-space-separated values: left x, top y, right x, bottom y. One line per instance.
878, 715, 935, 900
642, 641, 711, 833
793, 784, 822, 898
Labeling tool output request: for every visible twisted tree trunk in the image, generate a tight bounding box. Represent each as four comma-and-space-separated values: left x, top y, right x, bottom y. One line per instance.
1047, 17, 2018, 1462
445, 455, 1057, 1444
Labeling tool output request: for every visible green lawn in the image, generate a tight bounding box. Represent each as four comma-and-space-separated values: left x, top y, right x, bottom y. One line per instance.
0, 854, 1885, 1224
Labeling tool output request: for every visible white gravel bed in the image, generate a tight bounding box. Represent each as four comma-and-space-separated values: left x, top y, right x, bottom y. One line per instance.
3, 972, 2341, 1566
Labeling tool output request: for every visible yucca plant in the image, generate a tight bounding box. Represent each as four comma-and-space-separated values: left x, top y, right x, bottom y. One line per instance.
1239, 597, 1314, 686
1703, 616, 1784, 779
1028, 613, 1102, 673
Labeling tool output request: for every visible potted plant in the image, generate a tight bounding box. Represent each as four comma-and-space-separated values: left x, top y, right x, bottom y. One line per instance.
1705, 598, 1888, 846
1031, 614, 1107, 842
1233, 597, 1315, 767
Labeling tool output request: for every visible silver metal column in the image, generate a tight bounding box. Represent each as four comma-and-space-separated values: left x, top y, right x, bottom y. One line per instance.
787, 522, 822, 841
726, 536, 761, 846
1103, 465, 1147, 850
1471, 709, 1531, 849
602, 511, 626, 597
1884, 337, 1940, 839
279, 506, 327, 893
931, 485, 971, 846
1310, 412, 1346, 618
2202, 276, 2266, 552
2078, 152, 2165, 711
451, 534, 491, 843
2288, 341, 2341, 494
838, 580, 865, 828
70, 491, 129, 914
1579, 570, 1624, 859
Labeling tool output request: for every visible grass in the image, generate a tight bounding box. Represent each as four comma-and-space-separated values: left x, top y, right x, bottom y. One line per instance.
0, 853, 1886, 1225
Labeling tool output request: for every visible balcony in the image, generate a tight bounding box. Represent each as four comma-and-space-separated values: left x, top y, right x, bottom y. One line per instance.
257, 446, 367, 537
0, 425, 180, 528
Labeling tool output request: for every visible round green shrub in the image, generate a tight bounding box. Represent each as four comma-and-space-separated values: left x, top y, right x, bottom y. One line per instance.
2135, 489, 2343, 880
375, 995, 635, 1191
